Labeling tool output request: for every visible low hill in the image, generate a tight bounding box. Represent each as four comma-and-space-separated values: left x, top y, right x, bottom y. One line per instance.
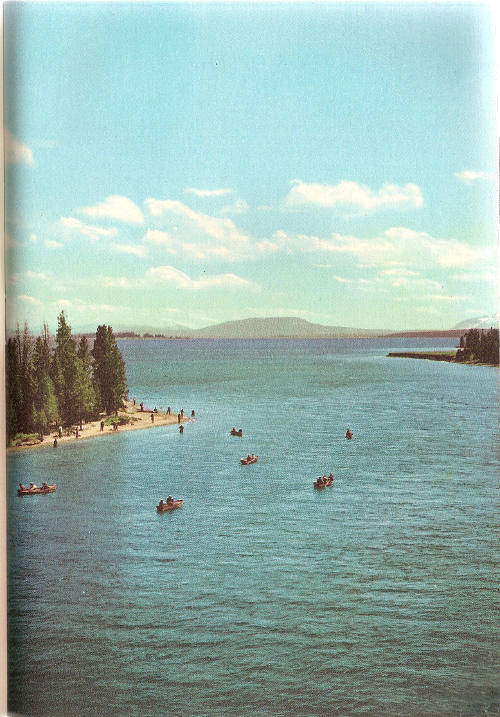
192, 317, 388, 339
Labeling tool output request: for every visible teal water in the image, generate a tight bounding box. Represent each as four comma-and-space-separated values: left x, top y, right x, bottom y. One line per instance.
7, 339, 500, 716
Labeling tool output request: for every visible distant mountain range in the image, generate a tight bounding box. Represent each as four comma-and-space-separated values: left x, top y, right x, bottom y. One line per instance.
10, 315, 496, 341
190, 317, 386, 339
106, 315, 497, 339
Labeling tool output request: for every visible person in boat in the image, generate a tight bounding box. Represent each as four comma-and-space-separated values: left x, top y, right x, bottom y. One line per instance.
42, 482, 48, 489
328, 473, 334, 482
158, 499, 164, 509
166, 495, 173, 504
232, 427, 236, 433
29, 482, 36, 489
346, 428, 353, 439
246, 454, 252, 461
19, 483, 25, 491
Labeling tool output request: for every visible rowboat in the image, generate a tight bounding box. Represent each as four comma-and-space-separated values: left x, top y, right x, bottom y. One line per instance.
230, 429, 243, 437
314, 477, 334, 489
17, 483, 57, 496
240, 455, 258, 465
157, 499, 183, 512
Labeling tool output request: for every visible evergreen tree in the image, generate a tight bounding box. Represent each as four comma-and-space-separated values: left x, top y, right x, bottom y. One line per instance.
51, 311, 80, 426
18, 323, 35, 433
32, 324, 58, 436
75, 335, 97, 425
92, 325, 128, 414
6, 336, 22, 441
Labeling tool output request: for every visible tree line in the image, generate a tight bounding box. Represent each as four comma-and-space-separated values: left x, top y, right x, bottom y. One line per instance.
6, 311, 128, 444
456, 327, 499, 365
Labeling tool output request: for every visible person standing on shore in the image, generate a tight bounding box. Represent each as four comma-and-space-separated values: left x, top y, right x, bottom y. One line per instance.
151, 412, 154, 423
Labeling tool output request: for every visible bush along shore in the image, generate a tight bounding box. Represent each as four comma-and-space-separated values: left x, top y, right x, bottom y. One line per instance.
6, 311, 187, 450
388, 328, 499, 366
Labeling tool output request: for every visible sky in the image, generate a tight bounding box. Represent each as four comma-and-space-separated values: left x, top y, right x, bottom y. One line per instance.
4, 1, 499, 333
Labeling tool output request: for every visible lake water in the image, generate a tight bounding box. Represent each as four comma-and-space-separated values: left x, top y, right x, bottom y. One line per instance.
7, 339, 500, 716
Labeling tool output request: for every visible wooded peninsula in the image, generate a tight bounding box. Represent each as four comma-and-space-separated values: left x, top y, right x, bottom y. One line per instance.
388, 328, 499, 366
6, 311, 128, 447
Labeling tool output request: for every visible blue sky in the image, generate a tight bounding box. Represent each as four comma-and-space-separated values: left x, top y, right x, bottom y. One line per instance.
4, 2, 498, 333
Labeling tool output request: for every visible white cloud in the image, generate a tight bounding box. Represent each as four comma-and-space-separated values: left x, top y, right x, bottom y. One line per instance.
426, 293, 473, 303
78, 195, 144, 224
185, 187, 233, 197
17, 294, 41, 305
45, 239, 64, 249
61, 216, 118, 240
455, 170, 488, 184
10, 270, 50, 284
289, 225, 491, 276
285, 179, 423, 211
145, 265, 258, 290
451, 271, 497, 283
220, 199, 249, 215
100, 276, 133, 288
5, 129, 34, 166
144, 229, 173, 246
112, 243, 148, 258
145, 198, 251, 243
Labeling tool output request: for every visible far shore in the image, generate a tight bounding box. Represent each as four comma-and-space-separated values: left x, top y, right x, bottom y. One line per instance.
7, 401, 189, 453
387, 351, 498, 367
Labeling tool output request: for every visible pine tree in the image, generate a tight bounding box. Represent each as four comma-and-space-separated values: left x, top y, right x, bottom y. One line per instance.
18, 323, 35, 434
6, 336, 22, 441
32, 324, 58, 436
51, 311, 80, 426
75, 335, 96, 426
92, 325, 128, 414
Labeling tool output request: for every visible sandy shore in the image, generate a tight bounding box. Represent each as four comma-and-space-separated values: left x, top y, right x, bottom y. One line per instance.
8, 402, 189, 453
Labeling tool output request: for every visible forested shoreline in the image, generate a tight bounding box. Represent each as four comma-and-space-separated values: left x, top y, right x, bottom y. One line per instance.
6, 311, 128, 446
455, 328, 499, 364
388, 328, 499, 366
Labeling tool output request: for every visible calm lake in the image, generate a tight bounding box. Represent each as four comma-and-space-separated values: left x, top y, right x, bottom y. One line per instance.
7, 338, 499, 716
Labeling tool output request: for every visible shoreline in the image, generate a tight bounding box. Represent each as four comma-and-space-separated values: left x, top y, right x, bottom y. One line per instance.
7, 401, 189, 454
387, 351, 498, 367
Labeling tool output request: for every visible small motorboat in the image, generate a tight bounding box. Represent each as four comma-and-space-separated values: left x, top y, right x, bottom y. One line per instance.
240, 455, 258, 465
314, 476, 334, 489
230, 428, 243, 437
157, 499, 183, 512
17, 483, 57, 496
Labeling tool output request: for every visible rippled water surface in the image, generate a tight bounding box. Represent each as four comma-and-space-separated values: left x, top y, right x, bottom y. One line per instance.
7, 339, 499, 716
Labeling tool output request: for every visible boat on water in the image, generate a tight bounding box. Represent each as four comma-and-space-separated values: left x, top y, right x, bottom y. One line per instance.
241, 455, 258, 465
314, 476, 334, 489
157, 499, 184, 512
230, 428, 243, 437
18, 483, 57, 496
